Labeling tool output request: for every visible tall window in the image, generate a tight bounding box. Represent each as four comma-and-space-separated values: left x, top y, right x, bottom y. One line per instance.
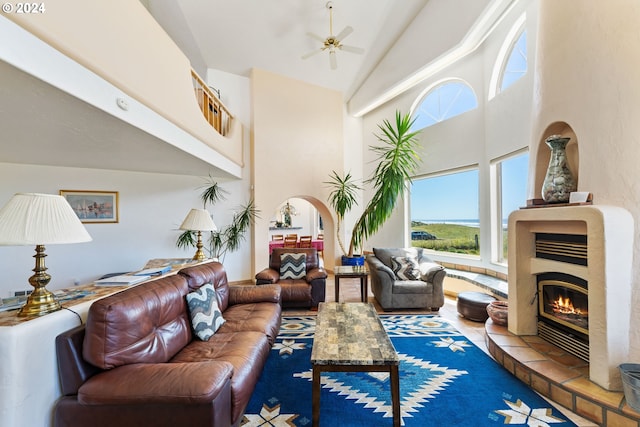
410, 168, 480, 256
500, 30, 527, 92
491, 151, 529, 263
411, 80, 478, 131
488, 13, 527, 100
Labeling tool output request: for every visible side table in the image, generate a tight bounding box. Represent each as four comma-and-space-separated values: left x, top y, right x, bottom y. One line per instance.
334, 265, 369, 302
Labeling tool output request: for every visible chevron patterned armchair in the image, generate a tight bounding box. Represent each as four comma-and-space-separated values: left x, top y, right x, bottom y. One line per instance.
255, 248, 327, 309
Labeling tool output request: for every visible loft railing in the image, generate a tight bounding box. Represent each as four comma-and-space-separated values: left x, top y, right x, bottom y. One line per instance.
191, 70, 233, 136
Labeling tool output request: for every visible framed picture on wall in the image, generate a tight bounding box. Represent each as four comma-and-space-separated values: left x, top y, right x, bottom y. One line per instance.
60, 190, 119, 223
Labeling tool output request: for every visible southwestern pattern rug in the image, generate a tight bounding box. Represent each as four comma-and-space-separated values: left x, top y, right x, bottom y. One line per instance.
241, 315, 577, 427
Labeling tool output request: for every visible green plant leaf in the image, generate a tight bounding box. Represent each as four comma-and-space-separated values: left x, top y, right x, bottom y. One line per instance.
349, 111, 422, 255
176, 178, 259, 262
199, 175, 229, 208
324, 170, 361, 256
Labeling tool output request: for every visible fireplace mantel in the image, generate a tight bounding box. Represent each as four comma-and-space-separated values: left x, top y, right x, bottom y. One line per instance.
508, 205, 633, 391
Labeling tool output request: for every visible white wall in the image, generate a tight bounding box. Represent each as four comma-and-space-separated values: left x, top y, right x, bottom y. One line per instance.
0, 163, 202, 296
204, 69, 255, 276
251, 69, 345, 272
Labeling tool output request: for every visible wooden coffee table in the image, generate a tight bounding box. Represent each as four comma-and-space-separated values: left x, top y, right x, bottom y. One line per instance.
333, 265, 369, 302
311, 302, 400, 427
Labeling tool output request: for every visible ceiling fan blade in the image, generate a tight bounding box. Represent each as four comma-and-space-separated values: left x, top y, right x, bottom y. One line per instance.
334, 26, 353, 42
329, 50, 337, 70
340, 44, 365, 55
307, 32, 326, 43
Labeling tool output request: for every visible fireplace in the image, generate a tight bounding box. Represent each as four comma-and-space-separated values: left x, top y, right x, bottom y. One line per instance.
508, 205, 633, 391
537, 272, 589, 361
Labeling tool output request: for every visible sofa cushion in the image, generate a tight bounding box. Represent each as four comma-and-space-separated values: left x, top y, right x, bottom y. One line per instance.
186, 283, 226, 341
280, 253, 306, 279
171, 331, 271, 424
391, 256, 421, 280
179, 261, 230, 312
269, 247, 319, 271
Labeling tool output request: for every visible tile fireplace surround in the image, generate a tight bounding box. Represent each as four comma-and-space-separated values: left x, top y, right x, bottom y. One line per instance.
504, 205, 638, 425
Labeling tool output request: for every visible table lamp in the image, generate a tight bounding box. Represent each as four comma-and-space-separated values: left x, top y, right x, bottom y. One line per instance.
0, 193, 92, 317
179, 208, 217, 261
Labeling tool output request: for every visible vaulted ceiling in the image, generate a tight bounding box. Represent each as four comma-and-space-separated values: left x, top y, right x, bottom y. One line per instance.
144, 0, 430, 99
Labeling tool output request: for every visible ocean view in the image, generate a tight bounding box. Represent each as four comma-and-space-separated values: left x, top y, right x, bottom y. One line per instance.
414, 219, 509, 228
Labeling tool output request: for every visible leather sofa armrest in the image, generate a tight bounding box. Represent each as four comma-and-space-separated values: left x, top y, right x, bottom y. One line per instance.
78, 361, 233, 405
229, 284, 281, 305
306, 267, 327, 283
255, 268, 279, 284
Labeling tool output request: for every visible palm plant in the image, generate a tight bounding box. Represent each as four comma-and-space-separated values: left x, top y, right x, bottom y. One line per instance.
326, 111, 422, 258
325, 170, 361, 257
176, 176, 259, 262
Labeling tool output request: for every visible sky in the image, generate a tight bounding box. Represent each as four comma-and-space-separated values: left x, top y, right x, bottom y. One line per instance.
410, 153, 529, 221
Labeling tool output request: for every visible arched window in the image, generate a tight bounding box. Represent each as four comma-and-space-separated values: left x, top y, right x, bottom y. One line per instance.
500, 30, 527, 92
489, 13, 527, 99
410, 80, 478, 131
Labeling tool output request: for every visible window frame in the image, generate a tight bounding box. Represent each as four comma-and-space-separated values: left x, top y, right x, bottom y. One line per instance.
408, 166, 481, 259
489, 149, 529, 265
488, 13, 527, 100
409, 78, 478, 131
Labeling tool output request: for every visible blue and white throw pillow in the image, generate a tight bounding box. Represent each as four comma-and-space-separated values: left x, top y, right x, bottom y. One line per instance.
280, 253, 306, 279
391, 256, 421, 280
186, 283, 225, 341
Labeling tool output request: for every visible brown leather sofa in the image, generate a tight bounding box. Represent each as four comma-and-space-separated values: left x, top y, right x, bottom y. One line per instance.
255, 247, 326, 308
54, 261, 282, 427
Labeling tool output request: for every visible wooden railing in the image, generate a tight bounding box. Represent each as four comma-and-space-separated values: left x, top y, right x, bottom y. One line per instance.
191, 70, 233, 136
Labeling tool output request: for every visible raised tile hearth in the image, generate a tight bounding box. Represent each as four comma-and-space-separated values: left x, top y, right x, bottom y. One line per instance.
485, 319, 640, 427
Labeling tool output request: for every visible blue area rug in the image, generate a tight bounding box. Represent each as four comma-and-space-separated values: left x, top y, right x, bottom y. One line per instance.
241, 315, 577, 427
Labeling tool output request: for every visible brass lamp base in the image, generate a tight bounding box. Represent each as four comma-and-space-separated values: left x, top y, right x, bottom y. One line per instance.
192, 231, 208, 262
17, 244, 62, 317
17, 288, 61, 317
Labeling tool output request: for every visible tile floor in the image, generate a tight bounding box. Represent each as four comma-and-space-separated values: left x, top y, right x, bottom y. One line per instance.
282, 274, 598, 426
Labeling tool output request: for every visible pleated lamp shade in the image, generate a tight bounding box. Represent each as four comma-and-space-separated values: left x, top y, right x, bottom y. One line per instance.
0, 193, 92, 317
179, 208, 217, 232
0, 193, 92, 245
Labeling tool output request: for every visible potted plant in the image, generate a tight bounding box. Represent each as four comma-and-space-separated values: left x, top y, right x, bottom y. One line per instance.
176, 176, 259, 262
326, 111, 422, 265
325, 170, 361, 260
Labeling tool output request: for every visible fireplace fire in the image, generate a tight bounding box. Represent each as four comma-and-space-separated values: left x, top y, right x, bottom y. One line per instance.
537, 272, 589, 361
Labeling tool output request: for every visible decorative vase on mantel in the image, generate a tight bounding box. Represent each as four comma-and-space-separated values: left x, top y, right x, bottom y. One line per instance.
541, 135, 577, 203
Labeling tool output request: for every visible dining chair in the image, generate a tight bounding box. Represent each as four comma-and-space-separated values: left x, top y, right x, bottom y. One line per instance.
317, 233, 324, 240
283, 236, 298, 248
285, 233, 298, 240
298, 235, 313, 248
272, 234, 284, 241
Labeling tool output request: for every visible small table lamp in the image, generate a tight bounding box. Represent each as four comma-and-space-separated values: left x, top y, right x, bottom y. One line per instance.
0, 193, 92, 317
179, 208, 217, 261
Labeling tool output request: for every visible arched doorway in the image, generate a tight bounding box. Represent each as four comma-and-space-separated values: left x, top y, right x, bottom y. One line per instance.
266, 196, 335, 270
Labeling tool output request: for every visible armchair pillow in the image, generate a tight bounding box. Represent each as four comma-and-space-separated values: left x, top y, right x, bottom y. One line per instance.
390, 256, 421, 280
280, 253, 306, 279
186, 283, 226, 341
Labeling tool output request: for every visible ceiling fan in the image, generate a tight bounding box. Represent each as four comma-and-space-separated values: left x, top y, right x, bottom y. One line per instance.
301, 1, 365, 70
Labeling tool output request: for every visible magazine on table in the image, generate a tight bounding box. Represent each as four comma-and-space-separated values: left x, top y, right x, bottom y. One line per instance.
94, 274, 151, 286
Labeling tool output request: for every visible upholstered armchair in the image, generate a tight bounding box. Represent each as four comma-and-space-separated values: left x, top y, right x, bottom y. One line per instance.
366, 247, 446, 311
255, 247, 327, 308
